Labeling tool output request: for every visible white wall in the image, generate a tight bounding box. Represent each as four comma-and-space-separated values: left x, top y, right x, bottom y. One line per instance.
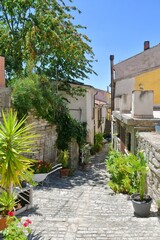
65, 86, 95, 144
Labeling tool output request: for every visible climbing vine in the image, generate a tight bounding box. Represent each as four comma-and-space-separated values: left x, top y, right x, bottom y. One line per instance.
11, 73, 87, 150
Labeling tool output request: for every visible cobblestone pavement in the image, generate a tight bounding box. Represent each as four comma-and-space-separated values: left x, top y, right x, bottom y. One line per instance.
21, 144, 160, 240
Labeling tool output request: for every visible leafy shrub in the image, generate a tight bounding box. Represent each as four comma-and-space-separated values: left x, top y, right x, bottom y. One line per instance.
94, 133, 103, 152
106, 149, 147, 194
31, 160, 52, 174
90, 145, 96, 156
58, 150, 69, 168
3, 212, 32, 240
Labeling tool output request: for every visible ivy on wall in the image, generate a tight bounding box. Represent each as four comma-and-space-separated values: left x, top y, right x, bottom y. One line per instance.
11, 73, 87, 150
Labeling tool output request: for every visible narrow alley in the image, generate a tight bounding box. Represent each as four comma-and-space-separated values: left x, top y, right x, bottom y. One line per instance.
22, 145, 160, 240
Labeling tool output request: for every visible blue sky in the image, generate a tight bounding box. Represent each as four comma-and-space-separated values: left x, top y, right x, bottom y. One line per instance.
72, 0, 160, 91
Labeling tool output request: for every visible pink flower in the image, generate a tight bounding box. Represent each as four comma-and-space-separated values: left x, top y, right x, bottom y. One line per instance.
8, 211, 14, 217
23, 221, 29, 227
26, 218, 32, 224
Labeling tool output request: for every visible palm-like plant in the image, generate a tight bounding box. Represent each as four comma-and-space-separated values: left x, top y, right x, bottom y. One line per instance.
0, 109, 38, 192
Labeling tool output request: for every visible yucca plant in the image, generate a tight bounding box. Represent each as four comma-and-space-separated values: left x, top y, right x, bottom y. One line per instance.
0, 109, 38, 193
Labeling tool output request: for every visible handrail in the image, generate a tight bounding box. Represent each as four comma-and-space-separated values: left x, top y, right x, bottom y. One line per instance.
48, 163, 62, 176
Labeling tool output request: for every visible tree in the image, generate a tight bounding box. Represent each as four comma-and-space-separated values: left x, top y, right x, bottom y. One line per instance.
0, 0, 96, 89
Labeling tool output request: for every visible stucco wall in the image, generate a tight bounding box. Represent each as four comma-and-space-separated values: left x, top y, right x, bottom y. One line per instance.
135, 68, 160, 105
115, 78, 135, 97
138, 132, 160, 202
86, 89, 95, 144
67, 94, 86, 122
66, 87, 95, 144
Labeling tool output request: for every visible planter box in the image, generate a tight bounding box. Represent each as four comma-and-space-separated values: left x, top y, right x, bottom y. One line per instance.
0, 217, 7, 231
60, 168, 70, 178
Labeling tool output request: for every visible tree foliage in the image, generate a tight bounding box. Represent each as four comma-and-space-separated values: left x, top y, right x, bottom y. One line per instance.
0, 0, 96, 89
0, 0, 91, 150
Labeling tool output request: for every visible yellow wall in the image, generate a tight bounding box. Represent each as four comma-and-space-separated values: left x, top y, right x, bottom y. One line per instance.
106, 92, 111, 120
135, 68, 160, 105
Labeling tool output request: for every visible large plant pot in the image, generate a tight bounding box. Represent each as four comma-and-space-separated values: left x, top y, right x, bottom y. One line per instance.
0, 217, 7, 231
60, 168, 70, 178
131, 193, 152, 217
81, 162, 89, 171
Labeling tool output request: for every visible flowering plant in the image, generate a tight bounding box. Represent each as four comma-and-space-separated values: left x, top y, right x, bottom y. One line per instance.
3, 211, 32, 240
31, 160, 52, 174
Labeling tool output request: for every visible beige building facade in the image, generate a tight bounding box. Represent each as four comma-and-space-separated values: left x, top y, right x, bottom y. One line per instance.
111, 42, 160, 154
66, 84, 110, 144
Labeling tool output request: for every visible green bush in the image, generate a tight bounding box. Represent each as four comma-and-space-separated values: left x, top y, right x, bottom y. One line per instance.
94, 133, 103, 152
106, 149, 147, 194
58, 150, 69, 168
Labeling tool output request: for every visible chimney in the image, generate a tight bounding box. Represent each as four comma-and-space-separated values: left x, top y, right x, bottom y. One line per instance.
0, 57, 5, 88
144, 41, 150, 51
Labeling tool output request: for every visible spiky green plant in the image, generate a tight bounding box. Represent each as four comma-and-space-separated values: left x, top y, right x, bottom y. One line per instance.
0, 109, 38, 192
0, 191, 17, 217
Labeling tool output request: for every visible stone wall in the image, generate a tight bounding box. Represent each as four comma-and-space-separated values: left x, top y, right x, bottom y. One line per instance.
138, 132, 160, 202
27, 114, 79, 169
25, 113, 58, 163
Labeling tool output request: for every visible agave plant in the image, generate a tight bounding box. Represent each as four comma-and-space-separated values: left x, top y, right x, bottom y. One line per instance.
0, 191, 17, 217
0, 109, 39, 193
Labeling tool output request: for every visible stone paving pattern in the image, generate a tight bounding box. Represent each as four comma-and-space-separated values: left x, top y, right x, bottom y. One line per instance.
21, 145, 160, 240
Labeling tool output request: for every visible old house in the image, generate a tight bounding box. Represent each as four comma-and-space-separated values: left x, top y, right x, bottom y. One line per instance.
111, 42, 160, 154
94, 88, 110, 136
67, 83, 110, 144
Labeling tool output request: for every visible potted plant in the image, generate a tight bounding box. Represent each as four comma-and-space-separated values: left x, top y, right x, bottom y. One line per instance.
0, 191, 17, 231
32, 160, 53, 182
131, 152, 152, 217
3, 211, 32, 239
93, 133, 103, 153
58, 150, 70, 177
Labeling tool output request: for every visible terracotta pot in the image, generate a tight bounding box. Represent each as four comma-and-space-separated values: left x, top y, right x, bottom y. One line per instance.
81, 162, 89, 171
60, 168, 70, 178
0, 217, 7, 231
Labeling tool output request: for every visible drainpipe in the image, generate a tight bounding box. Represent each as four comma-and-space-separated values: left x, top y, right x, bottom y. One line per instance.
110, 55, 115, 114
110, 55, 115, 147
